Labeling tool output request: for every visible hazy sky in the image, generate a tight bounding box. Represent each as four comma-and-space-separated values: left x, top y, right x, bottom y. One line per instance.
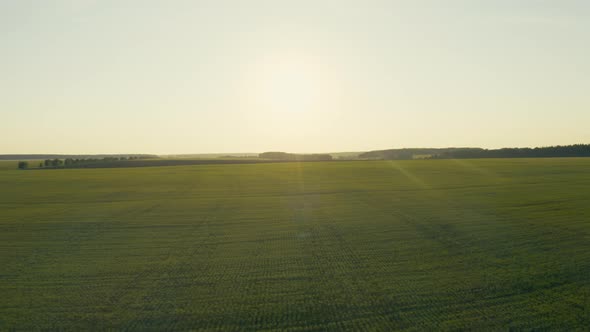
2, 1, 589, 154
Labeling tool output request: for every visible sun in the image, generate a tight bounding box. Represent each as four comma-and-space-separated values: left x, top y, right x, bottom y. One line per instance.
253, 57, 321, 114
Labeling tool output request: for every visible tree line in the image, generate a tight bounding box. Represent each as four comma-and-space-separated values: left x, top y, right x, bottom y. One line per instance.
259, 152, 333, 161
358, 144, 590, 160
17, 156, 150, 169
3, 154, 157, 160
432, 144, 590, 159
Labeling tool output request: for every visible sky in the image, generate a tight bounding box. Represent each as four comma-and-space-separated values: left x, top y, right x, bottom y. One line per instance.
1, 0, 589, 154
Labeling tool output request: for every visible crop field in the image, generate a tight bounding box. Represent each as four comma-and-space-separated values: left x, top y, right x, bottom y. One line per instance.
1, 158, 590, 330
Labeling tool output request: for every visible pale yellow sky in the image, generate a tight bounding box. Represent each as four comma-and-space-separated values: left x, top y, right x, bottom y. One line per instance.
1, 1, 589, 154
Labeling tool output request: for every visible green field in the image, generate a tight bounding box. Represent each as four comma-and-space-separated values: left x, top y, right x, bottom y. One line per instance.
1, 159, 589, 330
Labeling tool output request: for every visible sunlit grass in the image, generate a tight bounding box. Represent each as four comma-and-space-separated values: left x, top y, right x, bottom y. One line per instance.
1, 159, 589, 330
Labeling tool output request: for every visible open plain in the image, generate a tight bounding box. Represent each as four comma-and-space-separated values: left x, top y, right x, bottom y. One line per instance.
1, 158, 589, 330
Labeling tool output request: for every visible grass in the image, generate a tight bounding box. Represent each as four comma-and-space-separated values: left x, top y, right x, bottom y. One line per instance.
1, 158, 589, 330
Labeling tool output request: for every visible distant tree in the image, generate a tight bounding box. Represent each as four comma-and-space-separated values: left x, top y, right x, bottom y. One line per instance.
39, 162, 43, 168
259, 152, 333, 161
17, 161, 28, 169
259, 152, 296, 160
51, 159, 63, 167
44, 159, 51, 167
64, 158, 73, 166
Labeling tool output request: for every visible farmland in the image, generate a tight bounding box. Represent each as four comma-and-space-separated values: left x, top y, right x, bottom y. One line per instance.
1, 158, 590, 330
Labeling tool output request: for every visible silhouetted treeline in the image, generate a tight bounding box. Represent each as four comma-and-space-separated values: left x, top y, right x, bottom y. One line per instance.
359, 144, 590, 160
30, 156, 153, 169
359, 148, 477, 160
433, 144, 590, 159
259, 152, 333, 161
48, 159, 286, 169
34, 159, 317, 169
2, 154, 157, 161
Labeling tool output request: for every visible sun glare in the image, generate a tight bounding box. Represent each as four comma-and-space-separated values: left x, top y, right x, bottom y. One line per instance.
252, 57, 321, 114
